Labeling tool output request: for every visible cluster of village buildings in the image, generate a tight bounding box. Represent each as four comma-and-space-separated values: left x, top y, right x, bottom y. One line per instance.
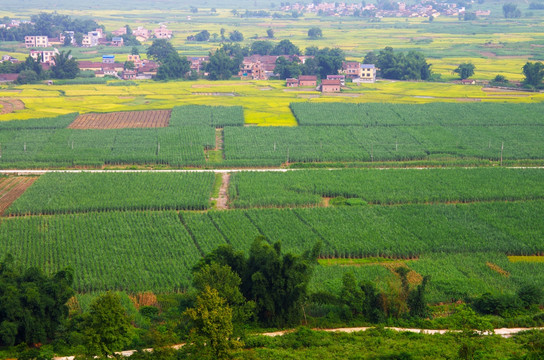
280, 1, 490, 18
24, 24, 172, 50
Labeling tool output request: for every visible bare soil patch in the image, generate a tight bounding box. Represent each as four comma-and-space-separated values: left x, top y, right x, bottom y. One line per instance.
69, 110, 172, 129
0, 176, 37, 215
0, 98, 25, 114
486, 262, 510, 277
212, 173, 230, 210
192, 83, 250, 88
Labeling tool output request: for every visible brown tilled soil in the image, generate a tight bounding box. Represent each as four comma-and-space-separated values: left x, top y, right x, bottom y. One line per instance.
0, 176, 37, 215
0, 98, 25, 114
383, 262, 424, 285
68, 110, 172, 129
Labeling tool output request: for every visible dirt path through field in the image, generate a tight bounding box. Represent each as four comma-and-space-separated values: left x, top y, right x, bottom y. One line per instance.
0, 98, 25, 114
215, 128, 223, 150
212, 173, 230, 210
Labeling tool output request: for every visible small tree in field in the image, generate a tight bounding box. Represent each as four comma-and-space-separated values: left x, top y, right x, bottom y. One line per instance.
453, 63, 475, 79
308, 27, 323, 39
183, 286, 241, 360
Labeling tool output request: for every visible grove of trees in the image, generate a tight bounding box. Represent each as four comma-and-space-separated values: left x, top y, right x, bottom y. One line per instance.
376, 46, 432, 80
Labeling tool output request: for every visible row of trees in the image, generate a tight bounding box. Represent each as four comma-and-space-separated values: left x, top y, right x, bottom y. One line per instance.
364, 47, 432, 81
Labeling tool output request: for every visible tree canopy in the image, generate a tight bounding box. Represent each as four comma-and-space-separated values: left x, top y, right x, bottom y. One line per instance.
308, 27, 323, 39
0, 255, 74, 347
51, 50, 80, 79
377, 47, 432, 80
522, 61, 544, 88
453, 62, 475, 80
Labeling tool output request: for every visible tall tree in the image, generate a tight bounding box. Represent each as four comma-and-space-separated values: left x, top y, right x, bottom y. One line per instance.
83, 292, 133, 356
205, 49, 239, 80
250, 40, 274, 55
522, 61, 544, 88
155, 53, 191, 80
308, 27, 323, 39
147, 39, 177, 62
453, 62, 476, 79
183, 287, 241, 360
271, 39, 300, 55
503, 3, 521, 18
51, 50, 79, 79
229, 30, 244, 42
0, 255, 74, 346
315, 47, 345, 78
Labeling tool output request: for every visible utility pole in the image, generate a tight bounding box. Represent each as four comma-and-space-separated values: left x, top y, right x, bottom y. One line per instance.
371, 143, 374, 162
500, 142, 504, 166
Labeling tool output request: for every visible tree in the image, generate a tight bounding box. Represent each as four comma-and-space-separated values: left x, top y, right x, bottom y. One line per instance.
250, 40, 274, 55
74, 32, 83, 46
194, 30, 210, 42
205, 49, 239, 80
453, 62, 475, 79
315, 47, 345, 78
491, 74, 508, 84
0, 255, 74, 346
183, 287, 241, 360
274, 56, 302, 79
503, 3, 521, 18
305, 46, 319, 56
377, 47, 432, 80
155, 53, 191, 80
229, 30, 244, 42
308, 27, 323, 39
220, 28, 226, 41
131, 46, 139, 55
271, 39, 300, 55
340, 272, 365, 316
51, 50, 79, 79
522, 61, 544, 88
63, 34, 72, 46
124, 61, 135, 70
266, 28, 274, 39
147, 39, 177, 62
83, 292, 133, 356
363, 51, 378, 65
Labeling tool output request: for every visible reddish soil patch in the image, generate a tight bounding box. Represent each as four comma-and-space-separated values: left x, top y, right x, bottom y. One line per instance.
69, 110, 172, 129
0, 98, 25, 114
322, 197, 331, 207
0, 176, 37, 215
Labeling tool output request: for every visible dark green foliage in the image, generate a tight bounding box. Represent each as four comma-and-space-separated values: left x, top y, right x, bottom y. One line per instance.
83, 292, 133, 355
377, 47, 431, 80
155, 53, 191, 80
250, 40, 274, 55
522, 62, 544, 88
314, 47, 345, 78
503, 3, 521, 18
271, 39, 300, 55
196, 237, 320, 327
518, 285, 543, 307
308, 27, 323, 39
51, 50, 79, 79
206, 49, 240, 80
229, 30, 244, 42
453, 62, 475, 79
274, 56, 301, 79
146, 39, 176, 62
0, 255, 74, 346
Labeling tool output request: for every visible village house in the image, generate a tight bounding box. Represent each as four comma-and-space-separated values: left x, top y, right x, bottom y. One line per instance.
25, 36, 48, 48
359, 64, 376, 83
298, 75, 317, 87
189, 56, 209, 73
133, 26, 151, 42
286, 78, 299, 87
1, 55, 19, 63
102, 55, 115, 64
121, 70, 137, 80
239, 60, 266, 80
111, 37, 124, 47
112, 27, 127, 36
320, 79, 341, 93
340, 61, 361, 79
154, 25, 172, 39
326, 74, 345, 86
30, 49, 59, 65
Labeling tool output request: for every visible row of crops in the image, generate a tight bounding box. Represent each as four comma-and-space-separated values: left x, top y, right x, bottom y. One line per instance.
0, 126, 215, 167
310, 252, 544, 303
1, 201, 543, 292
223, 125, 544, 164
290, 102, 544, 127
228, 168, 544, 207
7, 172, 215, 215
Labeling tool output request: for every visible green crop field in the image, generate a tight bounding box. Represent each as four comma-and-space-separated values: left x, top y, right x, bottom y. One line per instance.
7, 172, 215, 215
2, 200, 543, 295
229, 168, 544, 208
